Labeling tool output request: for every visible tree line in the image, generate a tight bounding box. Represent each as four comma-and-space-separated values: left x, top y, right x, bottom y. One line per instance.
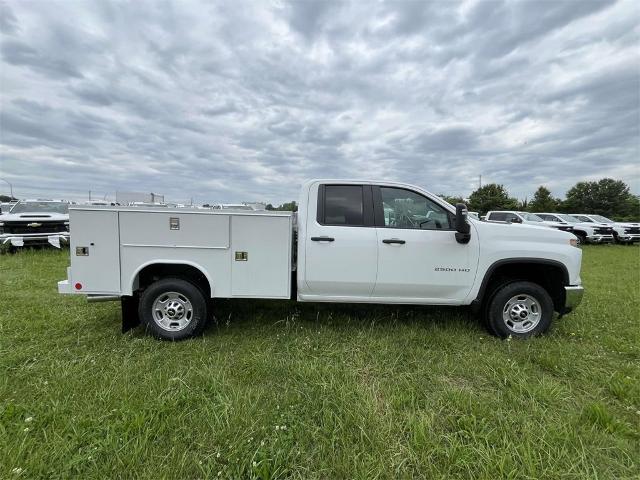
441, 178, 640, 221
261, 178, 639, 221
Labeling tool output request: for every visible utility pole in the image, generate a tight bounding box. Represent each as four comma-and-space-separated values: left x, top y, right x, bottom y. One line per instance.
479, 175, 482, 189
89, 190, 92, 201
0, 178, 13, 199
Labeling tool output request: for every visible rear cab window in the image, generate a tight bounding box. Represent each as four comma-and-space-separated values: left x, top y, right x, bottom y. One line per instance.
316, 184, 373, 226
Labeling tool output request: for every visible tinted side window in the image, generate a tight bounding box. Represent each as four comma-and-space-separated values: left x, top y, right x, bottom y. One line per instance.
379, 187, 451, 230
489, 212, 507, 221
323, 185, 364, 226
505, 213, 520, 222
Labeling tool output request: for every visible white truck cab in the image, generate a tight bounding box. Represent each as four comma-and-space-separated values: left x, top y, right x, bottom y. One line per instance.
535, 213, 615, 244
59, 180, 584, 340
572, 214, 639, 244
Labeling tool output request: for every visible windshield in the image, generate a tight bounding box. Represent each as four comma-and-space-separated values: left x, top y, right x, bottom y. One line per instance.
521, 213, 543, 222
556, 214, 581, 223
10, 201, 69, 214
590, 215, 613, 223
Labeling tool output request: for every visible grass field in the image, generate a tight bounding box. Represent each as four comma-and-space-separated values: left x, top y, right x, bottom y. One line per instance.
1, 246, 639, 479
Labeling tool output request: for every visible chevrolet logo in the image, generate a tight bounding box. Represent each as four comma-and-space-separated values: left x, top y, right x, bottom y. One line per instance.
27, 222, 42, 228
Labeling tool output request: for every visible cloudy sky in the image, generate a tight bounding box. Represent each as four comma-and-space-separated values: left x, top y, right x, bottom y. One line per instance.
0, 0, 638, 204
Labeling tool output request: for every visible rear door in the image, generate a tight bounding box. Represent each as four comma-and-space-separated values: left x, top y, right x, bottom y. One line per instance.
372, 186, 479, 302
304, 184, 377, 297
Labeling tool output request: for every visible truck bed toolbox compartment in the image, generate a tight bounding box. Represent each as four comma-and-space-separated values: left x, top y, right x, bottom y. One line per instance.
119, 211, 229, 248
231, 215, 291, 298
69, 210, 121, 293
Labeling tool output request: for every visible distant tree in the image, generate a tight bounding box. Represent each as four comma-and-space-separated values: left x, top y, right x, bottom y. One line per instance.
622, 195, 640, 221
278, 201, 298, 212
0, 195, 16, 202
528, 186, 559, 212
468, 184, 518, 215
268, 201, 298, 212
438, 194, 465, 206
562, 178, 634, 219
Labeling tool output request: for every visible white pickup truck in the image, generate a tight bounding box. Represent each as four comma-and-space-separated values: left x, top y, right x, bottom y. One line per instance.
485, 211, 575, 233
58, 180, 584, 340
535, 213, 616, 244
572, 214, 640, 244
1, 200, 70, 249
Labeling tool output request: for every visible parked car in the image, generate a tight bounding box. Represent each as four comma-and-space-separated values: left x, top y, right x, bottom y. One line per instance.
59, 179, 584, 340
485, 211, 575, 233
572, 214, 640, 244
535, 213, 615, 245
84, 201, 120, 206
211, 203, 255, 210
0, 199, 70, 248
129, 202, 168, 208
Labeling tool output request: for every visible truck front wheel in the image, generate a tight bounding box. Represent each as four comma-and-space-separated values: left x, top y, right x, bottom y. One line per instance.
485, 281, 554, 339
138, 277, 209, 340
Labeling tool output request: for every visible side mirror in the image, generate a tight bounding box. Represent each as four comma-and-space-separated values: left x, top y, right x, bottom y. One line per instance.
455, 203, 471, 244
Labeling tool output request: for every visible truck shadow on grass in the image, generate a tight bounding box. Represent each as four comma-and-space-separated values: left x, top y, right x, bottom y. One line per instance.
206, 298, 479, 335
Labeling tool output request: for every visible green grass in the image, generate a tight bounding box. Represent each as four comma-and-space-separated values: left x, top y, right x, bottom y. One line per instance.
1, 246, 639, 479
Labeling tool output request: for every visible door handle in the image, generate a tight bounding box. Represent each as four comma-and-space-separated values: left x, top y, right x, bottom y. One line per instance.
382, 238, 406, 244
311, 236, 335, 242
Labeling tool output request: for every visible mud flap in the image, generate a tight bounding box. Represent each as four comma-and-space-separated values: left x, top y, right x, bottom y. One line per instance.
121, 295, 140, 333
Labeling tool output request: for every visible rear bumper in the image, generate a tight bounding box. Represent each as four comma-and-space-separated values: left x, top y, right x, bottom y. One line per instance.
562, 285, 584, 314
1, 232, 69, 248
58, 279, 73, 294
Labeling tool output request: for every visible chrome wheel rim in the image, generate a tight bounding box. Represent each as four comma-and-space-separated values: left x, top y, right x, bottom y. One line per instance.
152, 291, 193, 331
502, 294, 541, 333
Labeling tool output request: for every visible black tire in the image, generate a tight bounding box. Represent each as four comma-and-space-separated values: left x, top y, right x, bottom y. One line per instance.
484, 281, 554, 339
574, 232, 586, 245
138, 277, 209, 340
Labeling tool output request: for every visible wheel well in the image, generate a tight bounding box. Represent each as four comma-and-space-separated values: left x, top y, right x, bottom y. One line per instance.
134, 263, 211, 297
478, 261, 567, 312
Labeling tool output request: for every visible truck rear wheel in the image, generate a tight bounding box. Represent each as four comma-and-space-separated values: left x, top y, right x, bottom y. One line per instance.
484, 281, 554, 339
138, 277, 209, 340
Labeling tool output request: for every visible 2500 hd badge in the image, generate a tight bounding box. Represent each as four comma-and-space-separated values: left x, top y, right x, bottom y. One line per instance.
435, 267, 471, 272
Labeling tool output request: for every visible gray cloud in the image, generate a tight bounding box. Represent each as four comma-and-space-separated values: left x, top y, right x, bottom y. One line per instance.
0, 0, 638, 204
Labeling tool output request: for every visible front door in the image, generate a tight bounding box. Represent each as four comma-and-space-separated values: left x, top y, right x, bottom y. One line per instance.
304, 184, 378, 298
371, 186, 479, 302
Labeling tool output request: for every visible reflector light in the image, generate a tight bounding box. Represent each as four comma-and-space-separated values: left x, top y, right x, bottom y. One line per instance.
75, 283, 82, 290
